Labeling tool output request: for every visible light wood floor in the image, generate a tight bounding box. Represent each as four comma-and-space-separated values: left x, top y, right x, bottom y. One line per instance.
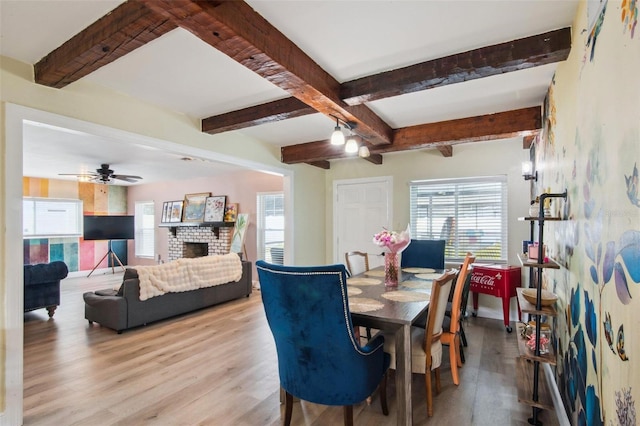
23, 272, 560, 425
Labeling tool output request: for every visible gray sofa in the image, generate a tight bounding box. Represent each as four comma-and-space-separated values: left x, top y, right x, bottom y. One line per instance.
83, 260, 252, 333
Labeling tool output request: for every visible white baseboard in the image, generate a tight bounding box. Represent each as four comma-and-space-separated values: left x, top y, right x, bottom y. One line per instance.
543, 363, 570, 426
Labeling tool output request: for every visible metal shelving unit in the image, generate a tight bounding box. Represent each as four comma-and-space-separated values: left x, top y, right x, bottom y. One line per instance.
516, 190, 567, 426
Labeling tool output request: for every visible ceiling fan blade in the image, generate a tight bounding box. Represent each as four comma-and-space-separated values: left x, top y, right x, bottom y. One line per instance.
58, 173, 98, 177
111, 174, 142, 182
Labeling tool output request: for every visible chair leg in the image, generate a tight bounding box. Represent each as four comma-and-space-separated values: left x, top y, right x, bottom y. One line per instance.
435, 366, 441, 394
343, 405, 353, 426
460, 320, 468, 347
460, 339, 466, 364
284, 391, 293, 426
425, 369, 434, 417
450, 338, 460, 385
379, 371, 389, 415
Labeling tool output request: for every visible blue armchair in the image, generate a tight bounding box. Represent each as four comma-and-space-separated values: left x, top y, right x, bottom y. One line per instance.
24, 261, 68, 317
401, 239, 446, 269
256, 260, 390, 425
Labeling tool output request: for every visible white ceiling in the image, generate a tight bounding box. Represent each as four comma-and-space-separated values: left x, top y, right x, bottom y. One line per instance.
0, 0, 580, 185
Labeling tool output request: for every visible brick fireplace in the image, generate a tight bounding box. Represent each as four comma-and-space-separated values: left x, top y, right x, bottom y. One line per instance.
166, 225, 233, 261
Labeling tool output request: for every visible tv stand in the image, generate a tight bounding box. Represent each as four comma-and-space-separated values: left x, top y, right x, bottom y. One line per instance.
87, 240, 126, 277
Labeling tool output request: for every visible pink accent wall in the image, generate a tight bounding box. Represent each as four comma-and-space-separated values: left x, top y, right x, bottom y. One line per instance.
126, 170, 283, 277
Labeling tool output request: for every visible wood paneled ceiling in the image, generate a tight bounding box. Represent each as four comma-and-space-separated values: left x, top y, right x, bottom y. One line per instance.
33, 0, 571, 169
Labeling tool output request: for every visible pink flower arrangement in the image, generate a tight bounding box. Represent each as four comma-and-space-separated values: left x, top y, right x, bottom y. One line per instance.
373, 225, 411, 253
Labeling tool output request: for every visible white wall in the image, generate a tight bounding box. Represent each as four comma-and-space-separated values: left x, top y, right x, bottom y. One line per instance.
325, 138, 533, 322
127, 170, 284, 279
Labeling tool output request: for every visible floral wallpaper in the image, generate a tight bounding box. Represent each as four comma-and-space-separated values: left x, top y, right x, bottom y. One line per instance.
537, 1, 639, 424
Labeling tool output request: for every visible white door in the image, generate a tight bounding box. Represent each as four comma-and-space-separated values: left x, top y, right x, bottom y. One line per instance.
333, 177, 393, 269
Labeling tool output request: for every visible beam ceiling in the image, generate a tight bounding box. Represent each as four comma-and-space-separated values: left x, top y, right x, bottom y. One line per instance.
34, 1, 571, 169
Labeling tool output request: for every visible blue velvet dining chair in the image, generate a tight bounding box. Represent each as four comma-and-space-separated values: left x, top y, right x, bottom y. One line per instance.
256, 260, 390, 426
400, 239, 446, 269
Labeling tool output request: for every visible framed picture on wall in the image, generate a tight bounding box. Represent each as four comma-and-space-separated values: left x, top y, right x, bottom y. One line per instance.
170, 200, 183, 223
224, 203, 238, 222
183, 192, 211, 223
204, 195, 226, 223
161, 201, 171, 223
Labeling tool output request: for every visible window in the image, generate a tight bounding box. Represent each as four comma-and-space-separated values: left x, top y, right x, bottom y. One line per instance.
23, 197, 83, 238
135, 201, 155, 258
257, 192, 284, 264
409, 176, 508, 263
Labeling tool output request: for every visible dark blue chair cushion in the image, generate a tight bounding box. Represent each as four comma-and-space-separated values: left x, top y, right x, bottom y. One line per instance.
401, 239, 446, 269
256, 260, 389, 406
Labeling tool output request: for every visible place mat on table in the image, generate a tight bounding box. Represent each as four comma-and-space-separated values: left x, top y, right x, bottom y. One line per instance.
347, 277, 382, 286
347, 287, 363, 296
349, 297, 385, 313
381, 291, 430, 303
364, 269, 385, 277
402, 267, 436, 274
414, 272, 444, 281
402, 280, 433, 290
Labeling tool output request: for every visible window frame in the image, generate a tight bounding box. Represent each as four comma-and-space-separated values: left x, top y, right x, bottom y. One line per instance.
257, 192, 285, 264
134, 200, 155, 259
409, 175, 508, 264
23, 197, 83, 239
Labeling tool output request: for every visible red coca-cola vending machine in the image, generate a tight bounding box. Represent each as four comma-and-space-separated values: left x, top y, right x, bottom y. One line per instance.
470, 264, 522, 332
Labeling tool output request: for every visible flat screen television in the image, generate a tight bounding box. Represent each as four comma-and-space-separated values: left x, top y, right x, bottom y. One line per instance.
83, 215, 135, 241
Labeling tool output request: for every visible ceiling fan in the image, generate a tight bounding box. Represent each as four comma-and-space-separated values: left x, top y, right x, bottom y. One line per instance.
59, 164, 142, 184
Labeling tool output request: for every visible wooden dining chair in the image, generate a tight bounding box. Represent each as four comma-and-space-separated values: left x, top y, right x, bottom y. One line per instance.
344, 251, 370, 276
380, 270, 456, 416
446, 267, 473, 363
345, 251, 374, 341
441, 252, 475, 386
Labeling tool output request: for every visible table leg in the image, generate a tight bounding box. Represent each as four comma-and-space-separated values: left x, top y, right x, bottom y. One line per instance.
395, 324, 412, 425
472, 291, 479, 314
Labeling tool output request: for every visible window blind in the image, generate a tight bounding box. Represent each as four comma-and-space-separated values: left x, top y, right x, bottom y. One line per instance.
409, 176, 508, 263
23, 197, 83, 238
257, 192, 284, 263
135, 201, 155, 258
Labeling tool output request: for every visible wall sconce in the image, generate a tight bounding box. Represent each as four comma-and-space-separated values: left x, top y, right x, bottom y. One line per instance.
522, 160, 538, 181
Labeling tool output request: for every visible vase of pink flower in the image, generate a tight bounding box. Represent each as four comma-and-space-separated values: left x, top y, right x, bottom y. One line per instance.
373, 225, 411, 287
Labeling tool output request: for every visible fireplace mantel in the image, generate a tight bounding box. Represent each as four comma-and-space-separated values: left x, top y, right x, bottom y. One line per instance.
159, 222, 234, 238
163, 223, 234, 261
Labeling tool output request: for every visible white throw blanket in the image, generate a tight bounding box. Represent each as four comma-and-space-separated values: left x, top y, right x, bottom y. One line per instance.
135, 253, 243, 301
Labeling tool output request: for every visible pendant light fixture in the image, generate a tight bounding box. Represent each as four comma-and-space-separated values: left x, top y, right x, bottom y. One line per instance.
358, 145, 370, 158
330, 118, 345, 145
345, 134, 358, 154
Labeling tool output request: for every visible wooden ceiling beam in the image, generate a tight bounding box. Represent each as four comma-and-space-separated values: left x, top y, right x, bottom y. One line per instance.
141, 0, 393, 145
363, 153, 383, 165
202, 98, 316, 134
34, 2, 177, 88
341, 28, 572, 105
437, 146, 453, 157
200, 27, 570, 133
306, 160, 331, 170
281, 107, 541, 164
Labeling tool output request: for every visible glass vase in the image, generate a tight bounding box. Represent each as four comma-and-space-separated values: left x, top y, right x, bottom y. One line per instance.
384, 252, 400, 287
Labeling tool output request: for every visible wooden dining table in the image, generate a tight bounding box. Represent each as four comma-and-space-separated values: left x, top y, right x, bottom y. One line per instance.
348, 266, 444, 426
